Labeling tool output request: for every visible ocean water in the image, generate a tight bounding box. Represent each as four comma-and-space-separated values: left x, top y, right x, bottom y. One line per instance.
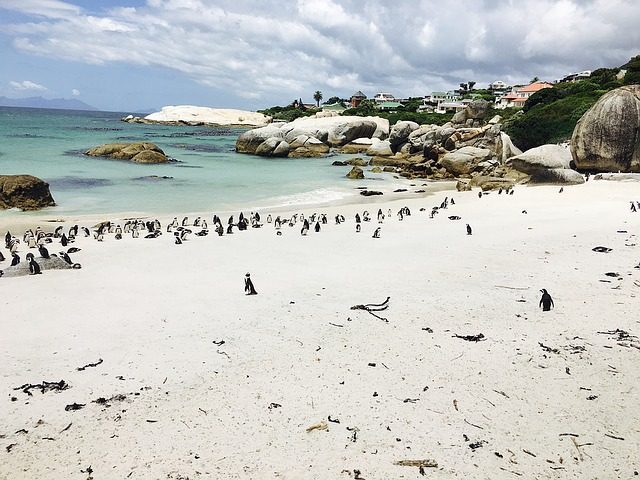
0, 107, 388, 218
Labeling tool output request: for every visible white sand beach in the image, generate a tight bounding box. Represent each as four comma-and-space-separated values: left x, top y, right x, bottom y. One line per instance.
1, 180, 639, 479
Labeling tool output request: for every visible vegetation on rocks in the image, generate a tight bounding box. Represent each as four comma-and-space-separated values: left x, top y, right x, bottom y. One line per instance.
504, 56, 639, 150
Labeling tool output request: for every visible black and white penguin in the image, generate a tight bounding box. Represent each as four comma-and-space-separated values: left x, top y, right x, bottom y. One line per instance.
539, 289, 554, 311
267, 214, 272, 224
54, 226, 63, 238
301, 219, 309, 236
478, 191, 482, 199
0, 251, 4, 262
356, 224, 361, 233
82, 227, 90, 237
377, 209, 384, 223
11, 252, 20, 266
466, 224, 472, 235
314, 222, 321, 233
372, 227, 381, 238
226, 224, 234, 234
59, 251, 73, 265
244, 273, 258, 295
38, 244, 51, 259
182, 216, 189, 226
60, 234, 68, 247
26, 253, 42, 275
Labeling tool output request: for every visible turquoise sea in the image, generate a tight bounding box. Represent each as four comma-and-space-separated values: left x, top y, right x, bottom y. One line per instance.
0, 107, 386, 218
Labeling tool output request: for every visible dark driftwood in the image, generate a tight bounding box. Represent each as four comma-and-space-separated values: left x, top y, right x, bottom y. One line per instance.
77, 358, 103, 371
350, 296, 390, 322
394, 459, 438, 468
454, 333, 485, 342
14, 380, 69, 396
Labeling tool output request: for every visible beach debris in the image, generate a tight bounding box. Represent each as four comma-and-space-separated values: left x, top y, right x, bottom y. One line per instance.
93, 394, 127, 406
328, 415, 340, 424
268, 402, 281, 410
394, 459, 438, 468
60, 423, 72, 433
421, 327, 433, 333
448, 215, 461, 220
212, 339, 225, 346
604, 433, 625, 441
306, 421, 328, 433
592, 246, 612, 253
538, 342, 560, 354
586, 395, 598, 400
77, 358, 103, 371
64, 403, 85, 411
350, 296, 390, 322
14, 380, 69, 396
6, 443, 17, 453
453, 333, 485, 342
360, 190, 383, 196
346, 426, 359, 442
328, 322, 344, 328
469, 440, 487, 450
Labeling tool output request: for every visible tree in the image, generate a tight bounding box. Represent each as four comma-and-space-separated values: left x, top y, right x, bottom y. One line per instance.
530, 76, 540, 83
313, 90, 323, 107
468, 81, 476, 91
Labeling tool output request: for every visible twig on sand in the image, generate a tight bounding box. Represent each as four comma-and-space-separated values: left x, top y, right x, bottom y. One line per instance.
604, 433, 625, 441
454, 333, 485, 342
499, 467, 523, 476
328, 322, 344, 328
464, 418, 483, 429
522, 449, 536, 457
494, 285, 529, 290
571, 437, 584, 461
14, 380, 69, 396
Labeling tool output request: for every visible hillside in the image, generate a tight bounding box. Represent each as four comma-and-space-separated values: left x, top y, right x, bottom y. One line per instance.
0, 96, 97, 111
503, 55, 640, 150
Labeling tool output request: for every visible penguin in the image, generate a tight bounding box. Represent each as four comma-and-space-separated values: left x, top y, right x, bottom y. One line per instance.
355, 213, 361, 223
59, 251, 73, 265
194, 216, 201, 227
5, 231, 12, 248
216, 224, 224, 236
631, 202, 637, 213
377, 209, 384, 223
450, 198, 455, 205
466, 224, 472, 236
372, 227, 381, 238
244, 273, 258, 295
387, 208, 392, 218
321, 214, 327, 224
255, 212, 261, 223
559, 187, 564, 193
38, 245, 50, 259
182, 216, 189, 226
539, 289, 554, 311
61, 234, 68, 247
314, 222, 321, 233
67, 247, 81, 254
509, 189, 514, 195
498, 187, 503, 195
27, 236, 37, 248
0, 251, 4, 262
54, 226, 63, 238
301, 219, 309, 236
70, 225, 79, 237
11, 253, 20, 266
82, 227, 90, 237
478, 191, 482, 198
226, 224, 234, 234
267, 214, 272, 224
356, 224, 361, 233
174, 233, 183, 244
26, 253, 42, 275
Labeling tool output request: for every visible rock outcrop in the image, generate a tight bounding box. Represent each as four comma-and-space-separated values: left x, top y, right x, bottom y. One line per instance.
0, 175, 56, 211
346, 166, 364, 179
236, 115, 389, 157
571, 85, 640, 172
508, 145, 584, 185
123, 106, 270, 127
439, 147, 493, 176
85, 143, 170, 164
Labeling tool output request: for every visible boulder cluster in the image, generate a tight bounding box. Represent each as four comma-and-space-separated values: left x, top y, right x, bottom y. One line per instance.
84, 143, 171, 164
237, 101, 586, 188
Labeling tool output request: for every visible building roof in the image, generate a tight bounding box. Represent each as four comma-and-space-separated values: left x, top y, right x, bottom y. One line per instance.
501, 92, 520, 100
351, 91, 366, 98
519, 81, 553, 93
376, 101, 402, 109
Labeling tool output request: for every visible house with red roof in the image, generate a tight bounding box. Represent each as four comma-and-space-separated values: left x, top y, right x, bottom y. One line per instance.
495, 81, 553, 109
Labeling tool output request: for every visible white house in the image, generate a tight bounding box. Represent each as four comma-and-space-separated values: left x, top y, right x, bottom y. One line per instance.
489, 80, 507, 90
424, 91, 461, 105
373, 93, 396, 103
495, 81, 553, 109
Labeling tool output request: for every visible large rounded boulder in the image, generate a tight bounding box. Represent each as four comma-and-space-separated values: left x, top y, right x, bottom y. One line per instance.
439, 146, 493, 176
0, 175, 56, 211
571, 85, 640, 172
389, 121, 419, 152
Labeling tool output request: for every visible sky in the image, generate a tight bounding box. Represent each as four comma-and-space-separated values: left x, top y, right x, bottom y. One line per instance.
0, 0, 639, 112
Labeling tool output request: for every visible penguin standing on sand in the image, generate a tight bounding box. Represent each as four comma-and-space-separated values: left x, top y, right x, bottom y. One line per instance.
377, 209, 384, 223
26, 253, 42, 275
466, 224, 472, 235
631, 202, 637, 213
539, 289, 554, 311
301, 219, 309, 236
372, 227, 381, 238
0, 251, 4, 262
314, 222, 321, 233
38, 244, 50, 259
244, 273, 258, 295
11, 253, 20, 266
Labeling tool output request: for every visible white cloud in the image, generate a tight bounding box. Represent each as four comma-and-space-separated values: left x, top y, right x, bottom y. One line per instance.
72, 88, 80, 96
9, 80, 47, 91
1, 0, 639, 104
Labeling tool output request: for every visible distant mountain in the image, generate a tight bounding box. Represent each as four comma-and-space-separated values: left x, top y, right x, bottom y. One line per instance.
0, 96, 98, 111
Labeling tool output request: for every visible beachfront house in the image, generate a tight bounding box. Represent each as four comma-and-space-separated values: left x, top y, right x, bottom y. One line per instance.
559, 70, 592, 83
350, 91, 367, 108
435, 101, 466, 114
489, 80, 507, 91
423, 91, 461, 106
375, 101, 403, 112
495, 81, 553, 109
373, 93, 396, 103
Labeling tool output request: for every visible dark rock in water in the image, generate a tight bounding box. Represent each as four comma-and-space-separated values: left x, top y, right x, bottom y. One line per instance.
0, 175, 56, 211
360, 190, 383, 196
332, 160, 347, 166
84, 142, 170, 164
393, 188, 408, 192
48, 176, 113, 189
133, 175, 174, 182
346, 166, 365, 179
